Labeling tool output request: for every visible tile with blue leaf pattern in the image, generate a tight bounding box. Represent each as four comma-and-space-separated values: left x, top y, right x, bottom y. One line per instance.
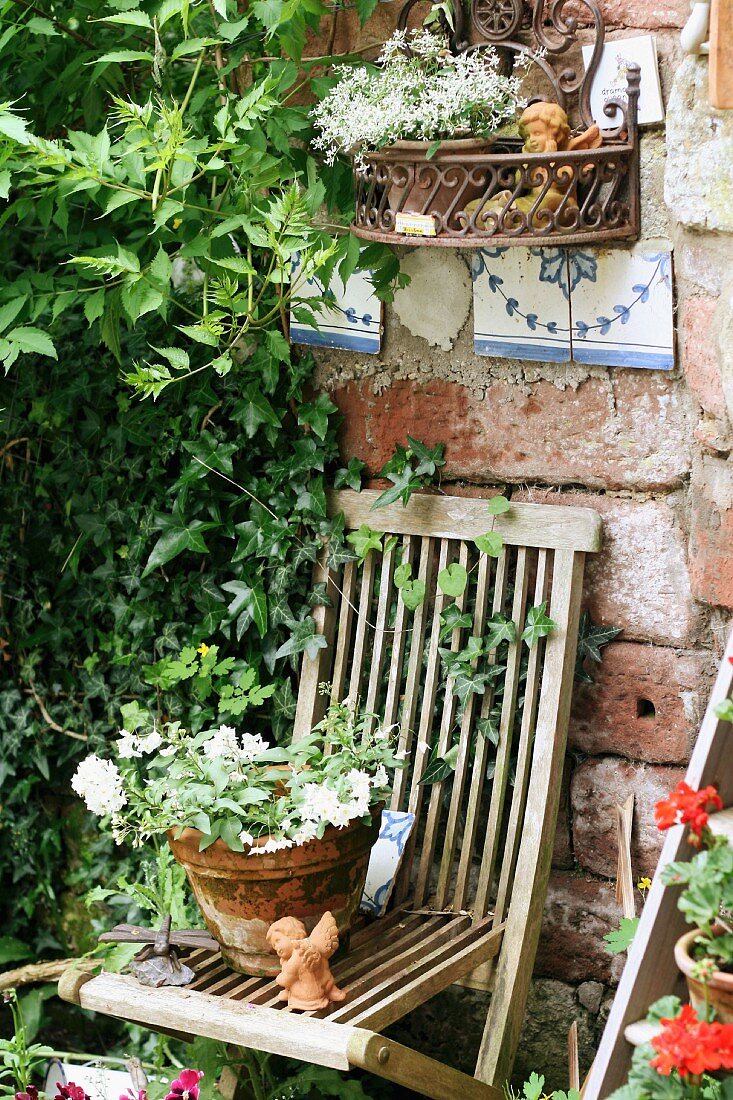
472, 247, 572, 363
290, 253, 382, 354
569, 243, 674, 370
360, 809, 416, 918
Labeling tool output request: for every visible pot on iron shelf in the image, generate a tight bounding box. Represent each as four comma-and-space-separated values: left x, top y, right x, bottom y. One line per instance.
674, 926, 733, 1023
381, 136, 494, 228
167, 804, 381, 976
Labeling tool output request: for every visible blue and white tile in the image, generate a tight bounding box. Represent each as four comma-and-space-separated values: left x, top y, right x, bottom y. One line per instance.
290, 253, 382, 354
360, 810, 416, 918
472, 247, 572, 362
570, 243, 674, 370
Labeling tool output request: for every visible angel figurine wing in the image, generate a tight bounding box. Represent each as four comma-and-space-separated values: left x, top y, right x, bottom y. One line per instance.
567, 124, 603, 152
308, 911, 340, 959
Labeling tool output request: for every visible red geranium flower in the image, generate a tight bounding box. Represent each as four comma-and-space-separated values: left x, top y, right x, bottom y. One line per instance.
16, 1087, 39, 1100
654, 782, 722, 843
164, 1070, 203, 1100
55, 1086, 90, 1100
651, 1004, 733, 1077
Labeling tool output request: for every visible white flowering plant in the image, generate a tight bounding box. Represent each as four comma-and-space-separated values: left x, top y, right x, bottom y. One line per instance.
72, 692, 402, 856
311, 30, 528, 167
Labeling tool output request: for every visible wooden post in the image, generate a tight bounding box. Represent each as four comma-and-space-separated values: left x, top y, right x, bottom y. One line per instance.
710, 0, 733, 108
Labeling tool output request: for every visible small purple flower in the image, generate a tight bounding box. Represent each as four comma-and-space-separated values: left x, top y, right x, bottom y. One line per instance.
164, 1070, 204, 1100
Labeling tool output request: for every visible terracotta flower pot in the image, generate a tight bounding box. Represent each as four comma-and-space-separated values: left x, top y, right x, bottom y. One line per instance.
675, 927, 733, 1023
168, 805, 381, 976
382, 137, 494, 226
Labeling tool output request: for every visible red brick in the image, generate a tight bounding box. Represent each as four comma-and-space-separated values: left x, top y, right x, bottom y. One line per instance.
682, 298, 727, 420
332, 375, 693, 493
597, 0, 688, 28
570, 642, 713, 763
511, 490, 704, 647
571, 757, 686, 880
536, 872, 627, 985
689, 455, 733, 609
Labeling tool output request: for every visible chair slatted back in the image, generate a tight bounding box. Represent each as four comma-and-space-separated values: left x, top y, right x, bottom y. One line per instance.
294, 490, 601, 925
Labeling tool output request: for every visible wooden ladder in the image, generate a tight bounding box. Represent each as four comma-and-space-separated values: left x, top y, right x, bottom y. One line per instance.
585, 630, 733, 1099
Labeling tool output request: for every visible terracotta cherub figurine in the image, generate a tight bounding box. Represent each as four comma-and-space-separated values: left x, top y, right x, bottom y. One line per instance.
465, 101, 603, 230
266, 912, 346, 1011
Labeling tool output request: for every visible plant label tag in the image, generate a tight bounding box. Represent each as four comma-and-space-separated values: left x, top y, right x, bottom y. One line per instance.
395, 212, 437, 237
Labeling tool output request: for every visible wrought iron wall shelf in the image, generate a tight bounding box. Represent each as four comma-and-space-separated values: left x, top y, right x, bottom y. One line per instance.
350, 0, 641, 248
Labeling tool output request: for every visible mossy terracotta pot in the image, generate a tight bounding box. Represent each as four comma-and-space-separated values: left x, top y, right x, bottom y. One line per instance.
675, 927, 733, 1023
168, 805, 381, 976
382, 137, 494, 226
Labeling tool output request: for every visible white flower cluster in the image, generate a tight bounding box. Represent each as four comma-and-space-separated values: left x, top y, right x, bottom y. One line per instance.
311, 30, 526, 166
202, 725, 267, 763
116, 726, 164, 758
71, 754, 127, 818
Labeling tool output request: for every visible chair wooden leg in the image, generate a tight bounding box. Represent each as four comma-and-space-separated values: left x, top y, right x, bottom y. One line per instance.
347, 1030, 504, 1100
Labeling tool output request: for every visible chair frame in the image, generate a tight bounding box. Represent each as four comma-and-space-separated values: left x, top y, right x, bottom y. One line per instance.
60, 489, 601, 1099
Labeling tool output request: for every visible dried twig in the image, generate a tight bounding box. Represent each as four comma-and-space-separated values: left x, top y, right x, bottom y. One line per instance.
0, 958, 79, 991
28, 683, 87, 742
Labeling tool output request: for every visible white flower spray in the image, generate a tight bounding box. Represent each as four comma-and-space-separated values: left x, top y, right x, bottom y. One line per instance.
311, 30, 528, 167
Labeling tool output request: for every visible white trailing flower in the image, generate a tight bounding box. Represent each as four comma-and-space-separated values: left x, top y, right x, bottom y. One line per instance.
346, 768, 372, 812
202, 724, 240, 760
239, 731, 267, 762
72, 754, 127, 817
311, 29, 527, 167
371, 764, 389, 788
239, 830, 255, 847
116, 729, 142, 759
249, 836, 294, 856
139, 727, 162, 754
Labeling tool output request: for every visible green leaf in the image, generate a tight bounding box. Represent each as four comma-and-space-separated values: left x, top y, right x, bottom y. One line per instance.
603, 916, 639, 955
484, 612, 517, 649
177, 323, 220, 347
7, 326, 57, 358
419, 741, 457, 785
83, 288, 105, 325
346, 524, 383, 562
475, 531, 504, 557
355, 0, 379, 25
0, 936, 32, 966
142, 518, 216, 577
393, 562, 412, 588
0, 297, 25, 334
27, 16, 60, 35
522, 602, 557, 648
400, 578, 426, 611
487, 495, 511, 515
171, 38, 224, 60
437, 562, 467, 598
715, 698, 733, 723
94, 50, 155, 64
99, 10, 153, 27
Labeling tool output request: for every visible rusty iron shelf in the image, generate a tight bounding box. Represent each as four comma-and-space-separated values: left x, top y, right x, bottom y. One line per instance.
350, 0, 641, 248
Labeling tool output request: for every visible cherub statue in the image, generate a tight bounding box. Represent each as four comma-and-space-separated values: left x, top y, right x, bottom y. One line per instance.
465, 101, 603, 230
266, 912, 346, 1011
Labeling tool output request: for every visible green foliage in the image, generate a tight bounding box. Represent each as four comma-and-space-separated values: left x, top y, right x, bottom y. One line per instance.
506, 1073, 581, 1100
371, 437, 445, 509
604, 916, 640, 955
144, 642, 276, 717
574, 610, 623, 684
662, 836, 733, 965
0, 991, 53, 1094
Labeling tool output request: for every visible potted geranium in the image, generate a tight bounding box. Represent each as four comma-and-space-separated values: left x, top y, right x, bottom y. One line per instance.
655, 782, 733, 1023
71, 684, 401, 976
311, 29, 527, 222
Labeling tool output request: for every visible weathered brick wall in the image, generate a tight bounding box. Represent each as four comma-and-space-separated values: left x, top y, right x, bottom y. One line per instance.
310, 0, 733, 1085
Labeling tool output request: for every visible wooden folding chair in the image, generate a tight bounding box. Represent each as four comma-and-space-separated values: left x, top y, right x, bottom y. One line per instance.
59, 489, 601, 1099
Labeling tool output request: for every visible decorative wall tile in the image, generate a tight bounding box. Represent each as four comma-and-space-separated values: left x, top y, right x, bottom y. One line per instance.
472, 244, 674, 370
290, 254, 382, 354
472, 247, 572, 362
360, 809, 416, 918
570, 245, 674, 370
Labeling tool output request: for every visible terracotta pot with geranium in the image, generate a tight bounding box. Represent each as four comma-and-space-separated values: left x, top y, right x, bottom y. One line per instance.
654, 781, 733, 1024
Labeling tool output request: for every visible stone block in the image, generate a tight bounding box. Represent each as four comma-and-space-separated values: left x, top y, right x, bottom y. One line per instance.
689, 454, 733, 609
570, 641, 713, 763
332, 372, 694, 492
536, 871, 627, 985
514, 980, 597, 1091
571, 757, 687, 880
511, 490, 704, 647
665, 56, 733, 232
682, 296, 727, 421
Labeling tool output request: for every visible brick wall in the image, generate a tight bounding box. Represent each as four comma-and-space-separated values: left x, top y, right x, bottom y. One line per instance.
309, 0, 733, 1085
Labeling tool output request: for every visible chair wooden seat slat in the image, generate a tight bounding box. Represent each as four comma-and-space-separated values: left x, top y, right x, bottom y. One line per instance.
59, 489, 601, 1100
